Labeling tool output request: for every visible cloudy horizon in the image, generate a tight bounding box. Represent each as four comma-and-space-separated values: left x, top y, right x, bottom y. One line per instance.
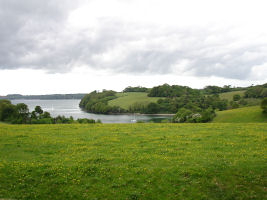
1, 0, 267, 95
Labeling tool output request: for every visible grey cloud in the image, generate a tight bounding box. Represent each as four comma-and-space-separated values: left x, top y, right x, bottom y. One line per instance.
0, 0, 267, 80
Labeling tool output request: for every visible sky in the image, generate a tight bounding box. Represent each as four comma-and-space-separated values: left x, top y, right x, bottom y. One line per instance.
0, 0, 267, 95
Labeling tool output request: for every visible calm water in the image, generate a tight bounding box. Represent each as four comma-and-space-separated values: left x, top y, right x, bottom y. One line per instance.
11, 99, 172, 123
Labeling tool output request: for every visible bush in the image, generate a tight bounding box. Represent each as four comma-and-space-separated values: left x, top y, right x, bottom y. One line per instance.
261, 98, 267, 113
145, 103, 160, 114
173, 107, 215, 123
77, 118, 96, 124
233, 94, 241, 101
230, 101, 239, 109
173, 108, 193, 123
0, 100, 17, 122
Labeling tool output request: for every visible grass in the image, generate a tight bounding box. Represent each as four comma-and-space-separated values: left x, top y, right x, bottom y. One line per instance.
108, 92, 162, 110
219, 91, 261, 106
219, 90, 245, 101
0, 123, 266, 199
213, 106, 267, 123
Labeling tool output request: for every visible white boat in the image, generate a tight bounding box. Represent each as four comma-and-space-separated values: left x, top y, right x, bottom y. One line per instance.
131, 113, 137, 123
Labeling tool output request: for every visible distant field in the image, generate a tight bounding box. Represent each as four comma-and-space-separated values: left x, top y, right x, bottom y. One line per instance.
213, 106, 267, 123
219, 90, 245, 101
0, 123, 266, 199
108, 92, 162, 110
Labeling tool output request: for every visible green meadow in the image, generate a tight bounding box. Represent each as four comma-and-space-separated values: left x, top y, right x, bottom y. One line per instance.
219, 91, 246, 101
213, 106, 267, 123
108, 92, 161, 110
0, 123, 266, 199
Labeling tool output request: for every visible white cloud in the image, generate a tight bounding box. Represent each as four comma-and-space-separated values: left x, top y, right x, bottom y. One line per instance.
0, 0, 267, 94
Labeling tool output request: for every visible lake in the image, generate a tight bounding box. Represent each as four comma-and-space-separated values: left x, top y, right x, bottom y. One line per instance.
11, 99, 173, 123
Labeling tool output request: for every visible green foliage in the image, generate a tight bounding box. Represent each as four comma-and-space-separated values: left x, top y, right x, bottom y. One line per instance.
173, 107, 215, 123
204, 85, 228, 94
77, 118, 96, 124
42, 111, 51, 118
233, 94, 241, 101
15, 103, 30, 123
148, 84, 200, 97
34, 106, 43, 115
230, 101, 239, 109
0, 101, 95, 124
0, 99, 17, 122
261, 98, 267, 113
123, 86, 149, 93
173, 108, 193, 123
80, 90, 125, 114
244, 83, 267, 98
0, 123, 266, 199
145, 102, 160, 114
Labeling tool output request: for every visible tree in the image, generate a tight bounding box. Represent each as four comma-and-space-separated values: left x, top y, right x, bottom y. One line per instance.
260, 88, 267, 97
173, 108, 193, 123
261, 98, 267, 113
42, 111, 51, 118
233, 94, 241, 101
16, 103, 29, 123
145, 103, 160, 114
34, 106, 43, 115
0, 100, 17, 122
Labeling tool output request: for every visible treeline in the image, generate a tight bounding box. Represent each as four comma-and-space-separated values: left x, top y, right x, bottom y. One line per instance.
148, 84, 200, 97
0, 93, 86, 100
202, 85, 244, 94
244, 83, 267, 98
0, 100, 100, 124
147, 84, 246, 97
123, 86, 149, 93
79, 90, 125, 114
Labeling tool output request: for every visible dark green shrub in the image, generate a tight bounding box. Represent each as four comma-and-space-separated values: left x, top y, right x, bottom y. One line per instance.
233, 94, 241, 101
261, 98, 267, 113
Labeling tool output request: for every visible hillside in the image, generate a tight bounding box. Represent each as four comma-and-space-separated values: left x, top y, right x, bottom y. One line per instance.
213, 106, 267, 123
0, 123, 266, 199
108, 92, 161, 110
219, 90, 245, 101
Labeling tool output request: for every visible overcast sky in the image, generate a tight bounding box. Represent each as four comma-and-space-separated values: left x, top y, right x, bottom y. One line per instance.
0, 0, 267, 95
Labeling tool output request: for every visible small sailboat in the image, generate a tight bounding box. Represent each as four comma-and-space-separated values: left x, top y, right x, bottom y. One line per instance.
131, 113, 137, 123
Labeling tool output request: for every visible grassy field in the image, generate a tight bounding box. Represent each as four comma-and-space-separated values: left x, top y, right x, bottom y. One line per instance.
0, 123, 266, 200
213, 106, 267, 123
108, 92, 162, 110
219, 90, 246, 101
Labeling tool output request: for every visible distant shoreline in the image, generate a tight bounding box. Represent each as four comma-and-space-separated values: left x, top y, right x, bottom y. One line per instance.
0, 93, 86, 100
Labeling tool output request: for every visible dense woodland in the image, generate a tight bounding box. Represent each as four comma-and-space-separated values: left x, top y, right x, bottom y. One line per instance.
79, 90, 125, 114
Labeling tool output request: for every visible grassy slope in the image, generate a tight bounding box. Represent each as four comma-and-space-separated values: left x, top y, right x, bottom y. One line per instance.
213, 106, 267, 123
0, 123, 266, 200
219, 90, 245, 101
108, 92, 161, 110
219, 90, 261, 106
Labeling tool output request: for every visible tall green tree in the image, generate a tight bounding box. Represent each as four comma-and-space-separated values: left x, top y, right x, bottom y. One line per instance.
261, 98, 267, 113
16, 103, 29, 123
